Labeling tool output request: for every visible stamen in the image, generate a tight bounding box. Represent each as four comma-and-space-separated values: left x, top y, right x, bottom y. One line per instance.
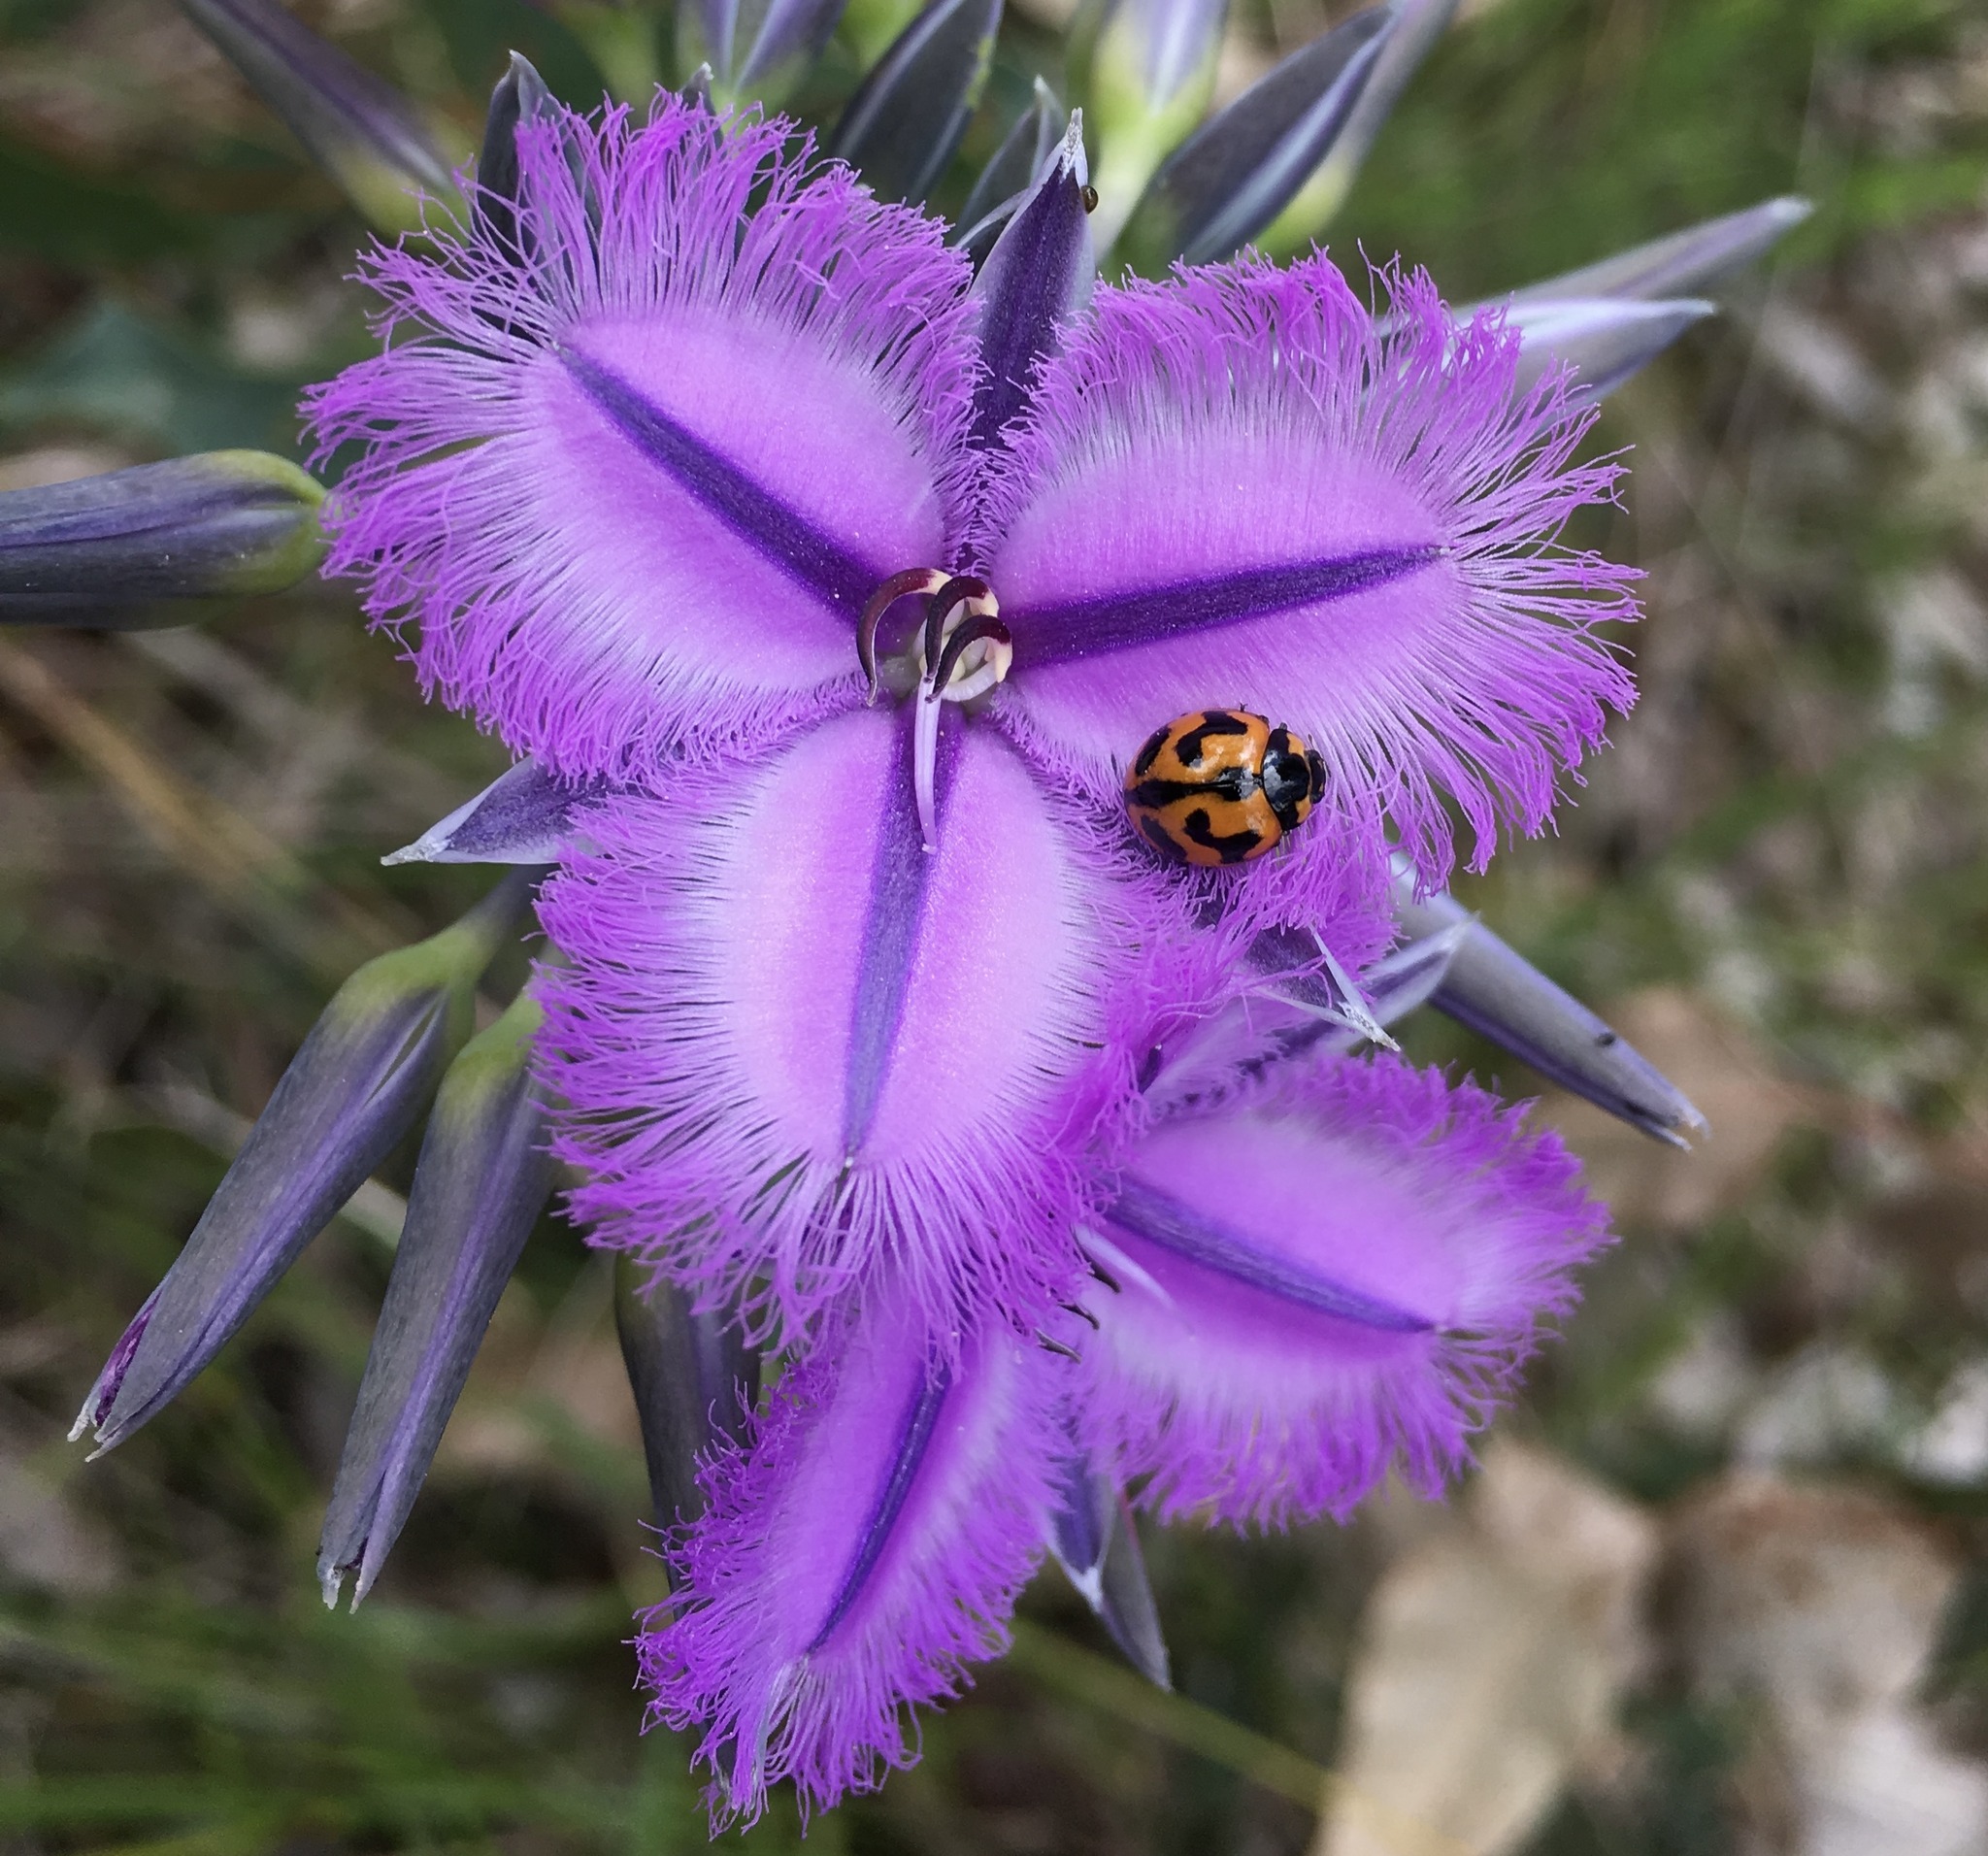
930, 613, 1013, 704
1037, 1332, 1082, 1361
908, 576, 1008, 854
857, 568, 949, 702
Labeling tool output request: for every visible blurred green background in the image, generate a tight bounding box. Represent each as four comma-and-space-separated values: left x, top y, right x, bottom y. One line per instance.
4, 0, 1988, 1850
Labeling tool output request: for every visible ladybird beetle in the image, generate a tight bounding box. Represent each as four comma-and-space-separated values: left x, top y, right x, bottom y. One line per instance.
1123, 709, 1326, 866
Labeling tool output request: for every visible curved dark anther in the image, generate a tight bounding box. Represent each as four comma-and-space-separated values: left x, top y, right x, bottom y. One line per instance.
919, 573, 994, 681
857, 566, 948, 700
930, 612, 1012, 694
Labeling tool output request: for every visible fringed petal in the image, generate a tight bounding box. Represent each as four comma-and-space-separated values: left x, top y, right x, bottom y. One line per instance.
307, 96, 982, 784
537, 705, 1218, 1346
976, 252, 1640, 888
1075, 1052, 1608, 1525
646, 1279, 1065, 1825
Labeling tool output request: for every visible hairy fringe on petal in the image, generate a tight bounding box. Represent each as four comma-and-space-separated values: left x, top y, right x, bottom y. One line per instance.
976, 251, 1640, 889
643, 1292, 1067, 1826
533, 736, 1235, 1356
1077, 1052, 1610, 1528
305, 95, 981, 783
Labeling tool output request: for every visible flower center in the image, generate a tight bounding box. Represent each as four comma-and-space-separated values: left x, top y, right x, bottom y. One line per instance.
858, 569, 1015, 852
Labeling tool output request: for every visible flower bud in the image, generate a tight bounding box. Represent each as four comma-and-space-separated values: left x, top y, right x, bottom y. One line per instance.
318, 986, 556, 1609
1260, 0, 1458, 254
613, 1259, 758, 1544
1116, 6, 1390, 269
681, 0, 850, 109
73, 872, 540, 1456
0, 451, 324, 627
1083, 0, 1227, 253
828, 0, 1004, 204
178, 0, 462, 235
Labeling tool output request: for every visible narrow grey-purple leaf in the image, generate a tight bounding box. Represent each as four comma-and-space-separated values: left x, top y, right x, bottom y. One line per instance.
956, 76, 1065, 252
1047, 1444, 1170, 1688
1510, 296, 1716, 401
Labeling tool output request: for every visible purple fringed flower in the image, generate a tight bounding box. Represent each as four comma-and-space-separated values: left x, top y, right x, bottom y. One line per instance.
310, 94, 1631, 1349
1075, 1051, 1609, 1525
308, 87, 1643, 1820
647, 1275, 1067, 1823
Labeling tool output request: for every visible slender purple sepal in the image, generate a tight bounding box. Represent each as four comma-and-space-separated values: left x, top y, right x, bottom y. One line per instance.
1076, 1052, 1608, 1524
980, 254, 1639, 889
1047, 1437, 1170, 1688
308, 97, 980, 785
969, 115, 1095, 452
646, 1280, 1065, 1825
0, 451, 324, 624
317, 990, 555, 1610
476, 53, 557, 263
178, 0, 457, 231
383, 758, 599, 867
1396, 881, 1706, 1147
614, 1259, 759, 1542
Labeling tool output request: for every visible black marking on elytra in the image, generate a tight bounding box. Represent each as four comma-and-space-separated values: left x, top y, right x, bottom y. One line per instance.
1137, 814, 1184, 860
1132, 729, 1168, 779
1129, 770, 1256, 810
1171, 709, 1250, 767
1180, 807, 1267, 863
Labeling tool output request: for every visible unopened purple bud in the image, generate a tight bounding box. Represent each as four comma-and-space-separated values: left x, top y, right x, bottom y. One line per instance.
829, 0, 1004, 204
74, 872, 540, 1458
1119, 6, 1390, 268
613, 1261, 758, 1546
1083, 0, 1226, 252
382, 759, 596, 867
1507, 196, 1813, 307
475, 52, 556, 261
178, 0, 461, 234
1396, 883, 1706, 1147
1508, 297, 1716, 402
318, 986, 555, 1610
1047, 1445, 1170, 1689
969, 114, 1094, 451
0, 451, 324, 627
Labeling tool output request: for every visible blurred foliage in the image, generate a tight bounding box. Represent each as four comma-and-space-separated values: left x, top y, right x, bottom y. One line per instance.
3, 0, 1988, 1850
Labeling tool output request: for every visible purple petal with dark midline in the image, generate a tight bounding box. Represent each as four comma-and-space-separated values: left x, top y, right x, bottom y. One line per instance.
978, 254, 1638, 893
1076, 1052, 1607, 1524
535, 704, 1218, 1351
646, 1278, 1065, 1826
308, 96, 981, 786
